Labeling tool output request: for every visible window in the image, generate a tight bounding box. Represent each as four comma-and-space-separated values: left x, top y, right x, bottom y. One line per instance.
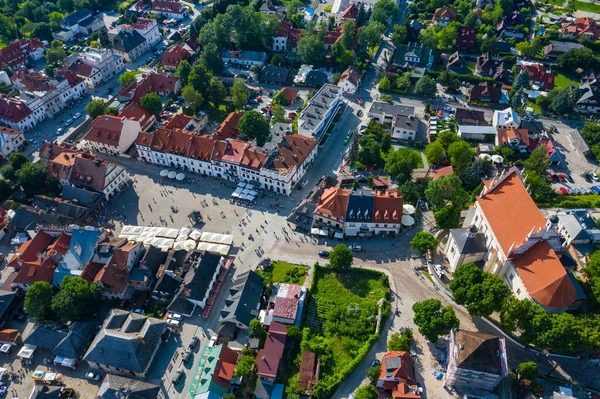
516, 288, 521, 295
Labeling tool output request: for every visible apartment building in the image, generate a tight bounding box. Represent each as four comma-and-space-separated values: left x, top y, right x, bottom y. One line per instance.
85, 115, 142, 155
297, 84, 343, 139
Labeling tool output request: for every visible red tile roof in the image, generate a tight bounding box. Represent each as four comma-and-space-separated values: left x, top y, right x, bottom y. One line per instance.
288, 29, 303, 46
257, 321, 287, 378
512, 241, 576, 309
188, 133, 216, 161
316, 187, 350, 219
273, 284, 302, 320
0, 95, 33, 123
68, 154, 110, 192
339, 66, 361, 87
269, 134, 317, 174
11, 67, 56, 92
164, 113, 193, 131
55, 69, 85, 88
241, 147, 265, 170
119, 103, 154, 130
85, 115, 126, 147
69, 61, 96, 78
212, 140, 247, 164
214, 112, 243, 140
152, 0, 185, 14
95, 264, 130, 294
118, 72, 179, 104
161, 45, 191, 67
431, 165, 454, 179
0, 38, 44, 69
372, 189, 403, 224
497, 128, 530, 147
518, 64, 555, 90
278, 87, 299, 102
561, 17, 600, 40
379, 351, 417, 382
323, 30, 342, 45
433, 7, 458, 21
277, 19, 293, 38
213, 346, 239, 389
341, 3, 358, 20
299, 351, 319, 393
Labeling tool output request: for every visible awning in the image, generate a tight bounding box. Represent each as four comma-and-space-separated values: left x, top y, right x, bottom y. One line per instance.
311, 228, 328, 236
401, 215, 415, 226
0, 344, 11, 353
402, 204, 416, 215
18, 344, 36, 359
54, 355, 76, 368
334, 232, 344, 239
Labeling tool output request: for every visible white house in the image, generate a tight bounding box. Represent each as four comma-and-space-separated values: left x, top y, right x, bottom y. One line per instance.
73, 50, 125, 87
151, 0, 188, 19
85, 115, 142, 155
492, 107, 520, 128
0, 126, 25, 158
297, 84, 343, 139
391, 115, 418, 141
457, 125, 498, 141
337, 66, 361, 94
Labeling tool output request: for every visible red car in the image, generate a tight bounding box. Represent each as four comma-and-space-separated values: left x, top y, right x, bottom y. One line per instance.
558, 173, 566, 181
287, 112, 297, 119
437, 110, 443, 117
559, 187, 569, 195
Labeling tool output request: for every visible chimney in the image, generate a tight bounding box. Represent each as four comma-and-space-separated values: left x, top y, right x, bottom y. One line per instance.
137, 335, 145, 345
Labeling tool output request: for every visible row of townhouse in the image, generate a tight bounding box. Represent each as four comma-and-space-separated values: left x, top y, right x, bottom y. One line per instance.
0, 38, 46, 71
0, 68, 88, 131
136, 128, 318, 196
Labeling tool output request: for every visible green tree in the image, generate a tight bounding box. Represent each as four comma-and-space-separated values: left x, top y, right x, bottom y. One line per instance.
517, 361, 538, 381
51, 276, 101, 321
140, 93, 162, 117
523, 145, 549, 175
297, 32, 324, 65
188, 63, 211, 96
371, 0, 399, 24
181, 85, 203, 113
415, 76, 436, 97
433, 205, 461, 229
396, 72, 412, 93
231, 78, 249, 110
0, 179, 12, 202
238, 110, 270, 146
234, 351, 256, 377
118, 70, 138, 87
46, 45, 66, 66
410, 232, 438, 254
199, 43, 223, 76
412, 299, 459, 343
513, 69, 531, 92
329, 244, 353, 271
354, 384, 379, 399
425, 141, 444, 165
463, 158, 492, 190
24, 281, 55, 322
449, 263, 510, 317
379, 76, 391, 91
436, 131, 460, 151
341, 20, 356, 49
358, 136, 383, 167
208, 77, 226, 105
381, 133, 392, 153
175, 60, 192, 86
0, 165, 15, 182
447, 140, 473, 176
550, 87, 575, 115
85, 99, 109, 119
384, 148, 421, 184
366, 366, 380, 385
358, 21, 385, 50
8, 153, 29, 170
249, 319, 267, 340
425, 174, 468, 209
387, 332, 410, 351
286, 0, 304, 21
391, 24, 408, 46
524, 171, 555, 204
17, 163, 47, 197
558, 47, 599, 71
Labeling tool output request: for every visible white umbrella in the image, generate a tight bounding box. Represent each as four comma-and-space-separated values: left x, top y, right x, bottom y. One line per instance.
189, 230, 202, 240
176, 173, 185, 181
479, 154, 492, 161
401, 215, 415, 226
491, 155, 504, 164
403, 204, 416, 215
160, 170, 169, 177
167, 171, 177, 179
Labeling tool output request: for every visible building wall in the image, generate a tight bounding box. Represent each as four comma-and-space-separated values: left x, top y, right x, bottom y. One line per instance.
392, 126, 417, 141
338, 80, 357, 94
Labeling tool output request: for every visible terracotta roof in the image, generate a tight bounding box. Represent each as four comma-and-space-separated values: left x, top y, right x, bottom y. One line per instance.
214, 112, 243, 140
518, 64, 555, 90
497, 128, 530, 147
433, 7, 457, 20
476, 169, 547, 255
68, 154, 109, 192
164, 113, 193, 131
512, 241, 576, 309
278, 87, 299, 102
85, 115, 126, 147
152, 0, 185, 14
372, 189, 403, 224
341, 3, 358, 19
213, 346, 239, 389
188, 134, 215, 161
212, 140, 247, 164
561, 17, 600, 39
379, 351, 417, 383
54, 69, 85, 88
316, 187, 350, 219
431, 165, 454, 179
257, 321, 287, 379
95, 264, 130, 293
81, 262, 104, 283
11, 67, 56, 92
164, 129, 193, 156
299, 351, 319, 392
241, 147, 265, 170
268, 134, 317, 174
277, 19, 293, 37
323, 30, 342, 45
119, 103, 153, 130
0, 126, 23, 136
10, 232, 71, 286
39, 142, 78, 161
161, 45, 191, 67
0, 329, 19, 343
288, 29, 303, 46
0, 38, 44, 68
273, 284, 302, 320
118, 72, 179, 104
131, 18, 155, 30
339, 66, 361, 87
69, 61, 96, 78
0, 95, 33, 123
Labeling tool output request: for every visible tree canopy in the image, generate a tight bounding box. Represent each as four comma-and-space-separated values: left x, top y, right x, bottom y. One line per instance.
410, 232, 438, 254
51, 276, 101, 321
329, 244, 353, 271
449, 263, 510, 317
412, 299, 459, 342
447, 140, 473, 176
25, 281, 55, 322
181, 85, 203, 113
17, 162, 48, 197
424, 141, 445, 165
425, 174, 468, 210
118, 70, 139, 87
140, 93, 162, 117
85, 99, 110, 120
384, 148, 421, 184
297, 32, 324, 65
238, 110, 270, 146
517, 361, 538, 381
354, 385, 379, 399
231, 78, 249, 110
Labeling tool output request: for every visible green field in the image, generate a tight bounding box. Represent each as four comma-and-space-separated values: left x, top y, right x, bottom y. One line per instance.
285, 266, 389, 397
256, 262, 308, 285
575, 0, 600, 13
547, 0, 564, 6
554, 73, 579, 90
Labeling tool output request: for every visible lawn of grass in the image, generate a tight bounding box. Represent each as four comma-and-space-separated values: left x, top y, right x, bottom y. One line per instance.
547, 0, 564, 6
527, 101, 542, 115
575, 0, 600, 13
205, 103, 229, 122
465, 61, 476, 74
554, 73, 580, 90
256, 261, 308, 285
413, 149, 425, 168
540, 194, 600, 209
284, 266, 389, 398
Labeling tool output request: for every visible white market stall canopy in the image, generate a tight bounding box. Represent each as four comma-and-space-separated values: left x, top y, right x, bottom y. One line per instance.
118, 226, 233, 252
196, 242, 230, 255
167, 171, 177, 179
402, 204, 416, 215
401, 215, 415, 226
18, 344, 36, 359
200, 232, 234, 245
176, 173, 185, 181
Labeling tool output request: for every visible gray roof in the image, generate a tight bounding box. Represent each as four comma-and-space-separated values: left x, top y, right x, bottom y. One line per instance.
113, 30, 146, 53
304, 70, 328, 86
259, 66, 289, 83
33, 196, 90, 220
557, 212, 593, 241
221, 50, 268, 63
61, 185, 103, 209
298, 84, 341, 132
449, 228, 487, 254
183, 252, 222, 301
393, 114, 418, 131
345, 189, 375, 222
53, 321, 97, 359
368, 101, 415, 117
544, 40, 584, 55
0, 290, 16, 321
458, 125, 498, 136
568, 129, 590, 153
83, 310, 166, 374
61, 9, 93, 27
29, 385, 63, 399
577, 83, 600, 106
219, 270, 263, 328
97, 374, 160, 399
23, 324, 68, 351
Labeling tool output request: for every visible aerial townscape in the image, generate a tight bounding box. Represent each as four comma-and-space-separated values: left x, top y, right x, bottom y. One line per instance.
0, 0, 600, 397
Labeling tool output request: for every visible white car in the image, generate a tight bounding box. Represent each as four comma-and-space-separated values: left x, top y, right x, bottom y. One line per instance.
85, 372, 101, 381
433, 264, 445, 278
592, 172, 599, 182
168, 312, 182, 320
348, 244, 363, 252
74, 112, 81, 118
57, 128, 64, 135
444, 106, 453, 112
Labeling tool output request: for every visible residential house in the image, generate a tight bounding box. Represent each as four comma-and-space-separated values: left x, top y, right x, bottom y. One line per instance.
455, 108, 487, 126
368, 102, 416, 125
561, 17, 600, 40
341, 3, 359, 20
492, 108, 520, 128
24, 322, 96, 368
392, 114, 418, 141
456, 26, 477, 50
161, 45, 191, 71
189, 344, 240, 397
447, 168, 579, 313
469, 82, 502, 103
445, 330, 508, 392
543, 41, 584, 60
259, 66, 290, 85
551, 209, 600, 245
0, 38, 46, 71
85, 115, 142, 155
130, 18, 161, 47
83, 309, 166, 377
567, 128, 591, 156
475, 53, 512, 84
376, 351, 421, 398
0, 126, 25, 158
272, 19, 292, 51
497, 11, 527, 39
518, 63, 555, 90
52, 226, 106, 286
314, 187, 350, 230
446, 226, 488, 272
32, 195, 96, 225
495, 127, 530, 152
112, 30, 148, 63
392, 44, 435, 71
219, 270, 263, 333
257, 322, 287, 384
57, 9, 105, 41
276, 87, 299, 105
303, 70, 328, 87
412, 165, 454, 181
151, 0, 187, 19
323, 30, 342, 52
457, 125, 498, 141
118, 101, 155, 132
97, 375, 160, 399
163, 112, 206, 132
433, 7, 457, 27
68, 49, 125, 88
576, 77, 600, 114
337, 65, 361, 94
118, 72, 181, 103
214, 112, 243, 140
446, 52, 468, 75
297, 84, 343, 139
271, 284, 307, 326
260, 0, 286, 16
221, 50, 268, 67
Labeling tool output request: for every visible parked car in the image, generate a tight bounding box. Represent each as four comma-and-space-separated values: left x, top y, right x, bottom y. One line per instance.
74, 112, 81, 118
584, 174, 593, 183
433, 264, 445, 278
558, 173, 566, 181
182, 350, 192, 363
443, 105, 453, 112
57, 128, 64, 135
371, 359, 381, 367
566, 173, 574, 183
318, 250, 330, 257
188, 336, 199, 349
348, 244, 363, 252
27, 139, 36, 144
593, 173, 599, 182
208, 335, 218, 347
559, 187, 569, 195
567, 188, 574, 195
65, 119, 73, 126
172, 368, 184, 385
592, 186, 600, 195
287, 112, 296, 119
85, 372, 101, 381
168, 312, 182, 320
